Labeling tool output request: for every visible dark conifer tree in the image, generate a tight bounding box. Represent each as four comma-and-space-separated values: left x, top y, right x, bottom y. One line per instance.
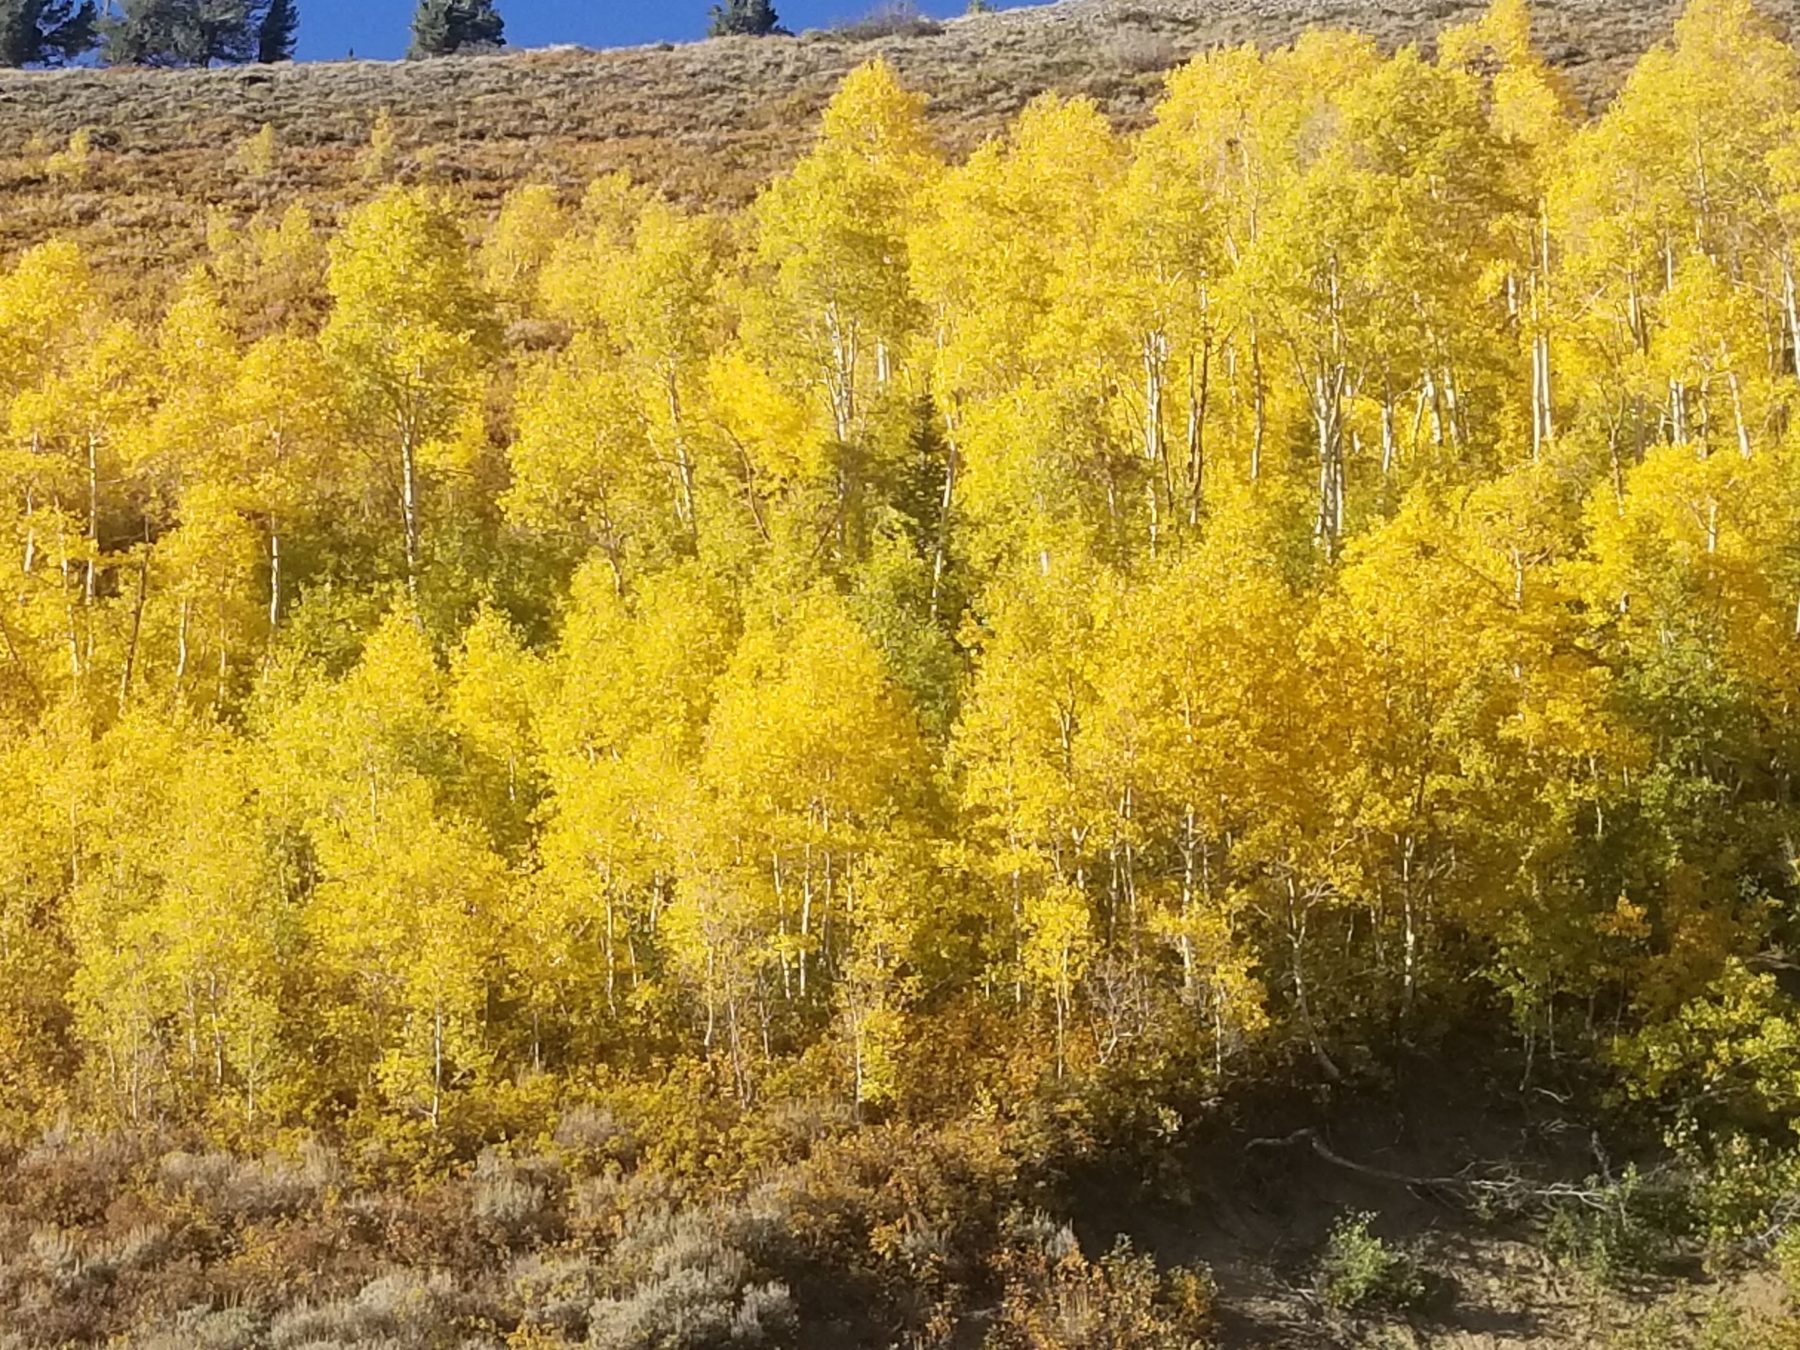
101, 0, 262, 66
256, 0, 294, 62
407, 0, 501, 58
707, 0, 781, 36
0, 0, 96, 66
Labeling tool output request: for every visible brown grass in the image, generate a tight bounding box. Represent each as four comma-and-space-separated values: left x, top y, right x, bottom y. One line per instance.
0, 0, 1783, 297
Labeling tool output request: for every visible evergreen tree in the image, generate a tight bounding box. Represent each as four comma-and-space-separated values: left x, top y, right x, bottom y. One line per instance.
0, 0, 96, 66
255, 0, 294, 61
100, 0, 262, 66
407, 0, 501, 58
708, 0, 780, 37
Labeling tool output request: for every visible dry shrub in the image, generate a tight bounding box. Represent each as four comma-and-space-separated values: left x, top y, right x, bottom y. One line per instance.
749, 1119, 1017, 1339
587, 1206, 794, 1350
267, 1268, 471, 1348
132, 1305, 261, 1350
15, 1124, 155, 1225
470, 1149, 564, 1246
834, 1, 944, 42
96, 1221, 173, 1273
509, 1250, 606, 1337
157, 1149, 324, 1221
985, 1216, 1215, 1349
551, 1104, 639, 1174
571, 1167, 684, 1242
1104, 29, 1176, 74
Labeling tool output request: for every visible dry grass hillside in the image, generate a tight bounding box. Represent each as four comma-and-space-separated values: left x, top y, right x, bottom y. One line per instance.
0, 0, 1789, 294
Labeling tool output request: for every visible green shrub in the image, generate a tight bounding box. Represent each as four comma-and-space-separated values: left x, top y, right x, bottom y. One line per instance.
1543, 1166, 1674, 1287
1315, 1211, 1425, 1313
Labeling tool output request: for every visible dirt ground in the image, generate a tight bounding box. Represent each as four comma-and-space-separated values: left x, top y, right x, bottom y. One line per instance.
1059, 1061, 1794, 1347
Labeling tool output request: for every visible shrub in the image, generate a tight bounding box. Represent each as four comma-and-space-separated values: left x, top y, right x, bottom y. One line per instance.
470, 1150, 563, 1246
98, 1221, 173, 1273
1315, 1211, 1425, 1313
1105, 30, 1176, 75
510, 1251, 606, 1336
268, 1269, 469, 1348
552, 1105, 638, 1174
587, 1268, 795, 1350
1542, 1167, 1674, 1287
28, 1225, 84, 1280
985, 1216, 1214, 1349
45, 127, 93, 184
16, 1125, 151, 1224
570, 1168, 683, 1241
588, 1208, 795, 1350
1669, 1129, 1800, 1258
158, 1149, 323, 1221
133, 1306, 263, 1350
834, 1, 941, 41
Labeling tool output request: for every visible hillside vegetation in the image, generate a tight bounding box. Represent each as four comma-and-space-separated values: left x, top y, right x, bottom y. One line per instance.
11, 0, 1800, 1346
1, 0, 1796, 288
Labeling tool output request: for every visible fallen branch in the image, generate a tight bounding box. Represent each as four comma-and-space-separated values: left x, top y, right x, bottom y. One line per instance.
1244, 1127, 1659, 1214
1247, 1127, 1468, 1202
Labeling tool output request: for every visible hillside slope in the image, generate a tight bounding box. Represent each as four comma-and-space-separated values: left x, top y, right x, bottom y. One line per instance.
0, 0, 1784, 290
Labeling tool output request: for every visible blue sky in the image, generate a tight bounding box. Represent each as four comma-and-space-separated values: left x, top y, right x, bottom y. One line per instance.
294, 0, 1029, 62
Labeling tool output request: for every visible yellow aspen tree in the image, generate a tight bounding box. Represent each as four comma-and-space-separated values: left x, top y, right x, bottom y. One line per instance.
1020, 879, 1094, 1078
1651, 252, 1771, 459
1441, 0, 1577, 463
1059, 87, 1224, 540
228, 335, 342, 631
909, 95, 1123, 588
1325, 482, 1609, 1030
700, 343, 836, 566
479, 183, 568, 314
1179, 35, 1383, 482
65, 712, 186, 1121
503, 335, 661, 591
8, 321, 155, 703
147, 270, 239, 489
143, 736, 289, 1122
542, 188, 726, 543
149, 482, 263, 714
309, 775, 503, 1130
137, 277, 257, 712
0, 240, 99, 406
1555, 0, 1797, 478
0, 242, 102, 710
322, 188, 495, 594
1241, 44, 1511, 556
702, 584, 928, 1006
1570, 443, 1800, 1024
1083, 485, 1307, 1071
660, 861, 771, 1102
525, 560, 735, 1062
205, 204, 331, 338
0, 723, 81, 1125
750, 58, 938, 435
535, 172, 653, 329
266, 606, 501, 1127
953, 549, 1116, 1009
837, 850, 928, 1110
447, 603, 542, 847
741, 60, 942, 566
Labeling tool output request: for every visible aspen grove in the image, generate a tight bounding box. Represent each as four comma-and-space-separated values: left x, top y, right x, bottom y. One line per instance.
5, 0, 1800, 1165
